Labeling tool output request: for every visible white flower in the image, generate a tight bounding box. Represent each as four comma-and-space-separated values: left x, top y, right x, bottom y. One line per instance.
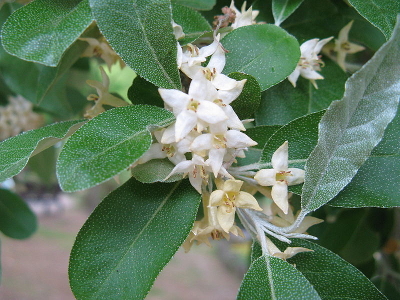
172, 20, 185, 40
288, 37, 333, 89
79, 37, 123, 70
230, 1, 259, 29
265, 237, 312, 260
179, 36, 220, 69
334, 20, 365, 71
254, 141, 305, 214
159, 79, 228, 142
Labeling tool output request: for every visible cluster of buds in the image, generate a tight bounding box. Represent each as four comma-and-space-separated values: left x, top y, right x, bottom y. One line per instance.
0, 95, 43, 140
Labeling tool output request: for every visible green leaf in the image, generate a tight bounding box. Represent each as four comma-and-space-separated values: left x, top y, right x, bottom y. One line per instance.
0, 120, 85, 182
256, 58, 347, 126
237, 254, 320, 300
132, 158, 182, 183
301, 17, 400, 212
127, 76, 164, 107
69, 178, 200, 300
172, 3, 211, 45
348, 0, 400, 40
0, 188, 37, 239
89, 0, 181, 89
330, 106, 400, 208
228, 72, 261, 120
171, 0, 215, 10
272, 0, 304, 26
57, 105, 175, 192
2, 0, 92, 66
221, 24, 300, 91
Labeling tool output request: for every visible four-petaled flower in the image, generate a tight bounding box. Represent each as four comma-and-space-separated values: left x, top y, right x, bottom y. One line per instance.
210, 179, 262, 232
254, 141, 305, 214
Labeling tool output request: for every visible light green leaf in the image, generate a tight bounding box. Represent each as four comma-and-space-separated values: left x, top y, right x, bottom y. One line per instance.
256, 58, 347, 126
272, 0, 304, 26
69, 178, 200, 300
132, 158, 182, 183
0, 188, 37, 239
172, 3, 211, 45
330, 109, 400, 208
237, 254, 320, 300
57, 105, 175, 192
89, 0, 181, 89
171, 0, 215, 10
348, 0, 400, 40
228, 72, 261, 120
0, 120, 85, 182
2, 0, 93, 66
301, 17, 400, 212
221, 24, 300, 91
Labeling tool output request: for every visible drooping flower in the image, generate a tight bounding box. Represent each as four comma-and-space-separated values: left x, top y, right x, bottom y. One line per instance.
84, 66, 128, 118
288, 37, 333, 89
265, 237, 313, 260
334, 20, 365, 71
254, 141, 305, 214
209, 179, 262, 232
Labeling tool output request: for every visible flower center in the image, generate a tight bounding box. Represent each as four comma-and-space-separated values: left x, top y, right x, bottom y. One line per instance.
223, 192, 236, 213
162, 144, 176, 157
202, 67, 217, 81
187, 98, 200, 111
213, 134, 227, 149
276, 170, 292, 182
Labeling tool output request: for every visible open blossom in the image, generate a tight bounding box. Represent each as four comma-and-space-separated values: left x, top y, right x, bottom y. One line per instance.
210, 179, 262, 232
230, 1, 259, 29
334, 20, 365, 71
79, 37, 123, 70
254, 141, 305, 214
84, 66, 128, 118
288, 37, 333, 89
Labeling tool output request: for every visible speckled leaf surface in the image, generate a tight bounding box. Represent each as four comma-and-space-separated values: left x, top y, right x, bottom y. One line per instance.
272, 0, 304, 26
228, 72, 261, 120
348, 0, 400, 40
171, 0, 215, 10
330, 109, 400, 208
89, 0, 181, 89
237, 254, 320, 300
172, 4, 211, 45
301, 18, 400, 212
0, 120, 85, 182
1, 0, 92, 66
251, 240, 387, 299
256, 59, 347, 126
132, 158, 182, 183
69, 178, 200, 300
221, 24, 300, 91
57, 105, 175, 192
0, 188, 37, 239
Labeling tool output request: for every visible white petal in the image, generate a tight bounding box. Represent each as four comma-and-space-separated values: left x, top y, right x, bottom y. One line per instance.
189, 74, 219, 100
314, 37, 333, 54
190, 133, 213, 152
208, 148, 226, 177
175, 110, 197, 141
212, 74, 239, 90
158, 89, 190, 112
254, 169, 277, 186
300, 68, 324, 80
288, 68, 300, 87
225, 130, 257, 148
300, 39, 319, 57
160, 124, 176, 144
217, 79, 246, 104
271, 141, 288, 171
207, 45, 226, 74
197, 101, 228, 124
137, 143, 166, 164
286, 168, 305, 185
271, 181, 289, 214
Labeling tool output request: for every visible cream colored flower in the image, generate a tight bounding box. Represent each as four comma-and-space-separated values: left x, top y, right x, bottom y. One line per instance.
334, 20, 365, 71
230, 1, 259, 29
84, 66, 128, 118
209, 179, 262, 232
254, 141, 305, 214
79, 37, 123, 70
266, 237, 313, 260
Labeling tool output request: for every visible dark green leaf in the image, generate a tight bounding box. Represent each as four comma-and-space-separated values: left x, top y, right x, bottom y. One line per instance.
2, 0, 92, 66
89, 0, 181, 89
330, 109, 400, 208
69, 178, 200, 300
237, 254, 320, 300
256, 58, 347, 126
272, 0, 304, 26
301, 17, 400, 212
0, 120, 85, 182
132, 158, 182, 183
221, 24, 300, 91
172, 4, 211, 45
171, 0, 215, 10
57, 105, 175, 192
127, 76, 164, 107
348, 0, 400, 40
0, 188, 37, 239
228, 72, 261, 120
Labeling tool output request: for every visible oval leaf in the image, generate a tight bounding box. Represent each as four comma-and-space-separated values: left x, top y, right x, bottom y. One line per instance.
237, 254, 320, 300
2, 0, 93, 66
221, 24, 300, 91
89, 0, 181, 89
0, 120, 85, 182
69, 178, 200, 300
301, 17, 400, 212
0, 188, 37, 239
56, 105, 175, 192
